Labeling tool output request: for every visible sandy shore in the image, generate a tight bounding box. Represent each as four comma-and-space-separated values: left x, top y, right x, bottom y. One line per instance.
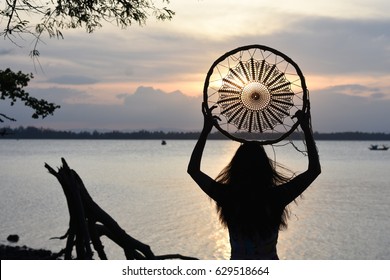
0, 244, 61, 260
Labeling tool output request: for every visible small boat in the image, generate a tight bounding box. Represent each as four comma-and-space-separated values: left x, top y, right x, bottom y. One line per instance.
161, 140, 167, 145
369, 144, 389, 151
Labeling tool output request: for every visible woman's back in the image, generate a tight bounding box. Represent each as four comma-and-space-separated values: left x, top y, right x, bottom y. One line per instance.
215, 184, 286, 260
187, 104, 321, 259
228, 225, 279, 260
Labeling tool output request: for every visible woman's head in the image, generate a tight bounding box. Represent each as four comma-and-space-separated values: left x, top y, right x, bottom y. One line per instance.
216, 141, 274, 188
234, 141, 273, 181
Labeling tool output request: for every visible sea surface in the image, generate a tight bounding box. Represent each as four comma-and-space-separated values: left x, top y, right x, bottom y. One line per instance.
1, 139, 389, 260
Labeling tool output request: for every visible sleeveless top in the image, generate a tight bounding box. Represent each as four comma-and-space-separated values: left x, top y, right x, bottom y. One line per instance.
210, 181, 301, 260
228, 224, 279, 260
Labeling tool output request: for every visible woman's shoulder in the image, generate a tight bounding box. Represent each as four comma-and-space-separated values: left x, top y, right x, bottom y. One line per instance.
208, 181, 234, 202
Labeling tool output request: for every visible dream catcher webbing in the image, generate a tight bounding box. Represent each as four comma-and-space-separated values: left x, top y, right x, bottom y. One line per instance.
203, 45, 309, 145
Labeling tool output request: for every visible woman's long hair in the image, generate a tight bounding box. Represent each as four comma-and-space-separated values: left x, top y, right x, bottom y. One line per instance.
215, 141, 292, 237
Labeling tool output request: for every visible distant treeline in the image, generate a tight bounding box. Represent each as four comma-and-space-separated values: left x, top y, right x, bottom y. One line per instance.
1, 126, 390, 140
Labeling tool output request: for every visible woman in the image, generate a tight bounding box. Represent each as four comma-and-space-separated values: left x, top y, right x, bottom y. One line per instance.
187, 103, 321, 260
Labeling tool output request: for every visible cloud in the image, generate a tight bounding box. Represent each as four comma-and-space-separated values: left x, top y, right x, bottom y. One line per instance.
370, 93, 386, 99
117, 86, 203, 131
2, 85, 389, 133
322, 84, 385, 97
4, 13, 389, 96
27, 87, 94, 104
0, 48, 13, 56
46, 75, 99, 85
2, 2, 390, 133
223, 17, 390, 77
1, 86, 203, 131
288, 17, 390, 75
311, 84, 390, 133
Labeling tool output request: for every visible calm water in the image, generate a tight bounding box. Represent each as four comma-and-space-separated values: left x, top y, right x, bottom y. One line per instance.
1, 139, 389, 260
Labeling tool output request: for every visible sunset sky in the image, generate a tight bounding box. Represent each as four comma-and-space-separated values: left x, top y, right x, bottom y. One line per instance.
1, 0, 390, 132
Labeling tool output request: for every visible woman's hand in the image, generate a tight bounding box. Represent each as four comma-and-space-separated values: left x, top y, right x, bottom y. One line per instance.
294, 103, 311, 132
201, 102, 220, 134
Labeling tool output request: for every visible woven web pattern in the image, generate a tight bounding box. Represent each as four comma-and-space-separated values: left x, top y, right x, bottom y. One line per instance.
204, 45, 307, 143
218, 59, 294, 132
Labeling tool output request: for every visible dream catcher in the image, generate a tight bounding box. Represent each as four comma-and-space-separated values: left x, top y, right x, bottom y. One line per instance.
203, 44, 309, 145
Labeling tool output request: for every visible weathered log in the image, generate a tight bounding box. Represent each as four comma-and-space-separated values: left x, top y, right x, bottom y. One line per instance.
45, 159, 92, 259
45, 158, 197, 260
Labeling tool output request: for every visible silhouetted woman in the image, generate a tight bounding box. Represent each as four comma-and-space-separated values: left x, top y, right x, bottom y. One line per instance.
187, 103, 321, 260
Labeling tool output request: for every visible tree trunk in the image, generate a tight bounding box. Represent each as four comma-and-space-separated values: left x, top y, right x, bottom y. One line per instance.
45, 158, 196, 260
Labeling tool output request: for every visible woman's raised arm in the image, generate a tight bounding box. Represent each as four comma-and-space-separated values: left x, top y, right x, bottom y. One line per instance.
277, 106, 321, 206
187, 103, 221, 200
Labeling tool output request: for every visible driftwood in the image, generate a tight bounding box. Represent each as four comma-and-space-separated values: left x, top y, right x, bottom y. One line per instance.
45, 158, 197, 260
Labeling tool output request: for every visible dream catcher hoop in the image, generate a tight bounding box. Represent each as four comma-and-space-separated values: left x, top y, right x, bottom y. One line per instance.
203, 44, 309, 144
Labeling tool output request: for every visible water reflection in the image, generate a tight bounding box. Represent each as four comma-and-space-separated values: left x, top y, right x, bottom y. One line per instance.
1, 140, 389, 259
